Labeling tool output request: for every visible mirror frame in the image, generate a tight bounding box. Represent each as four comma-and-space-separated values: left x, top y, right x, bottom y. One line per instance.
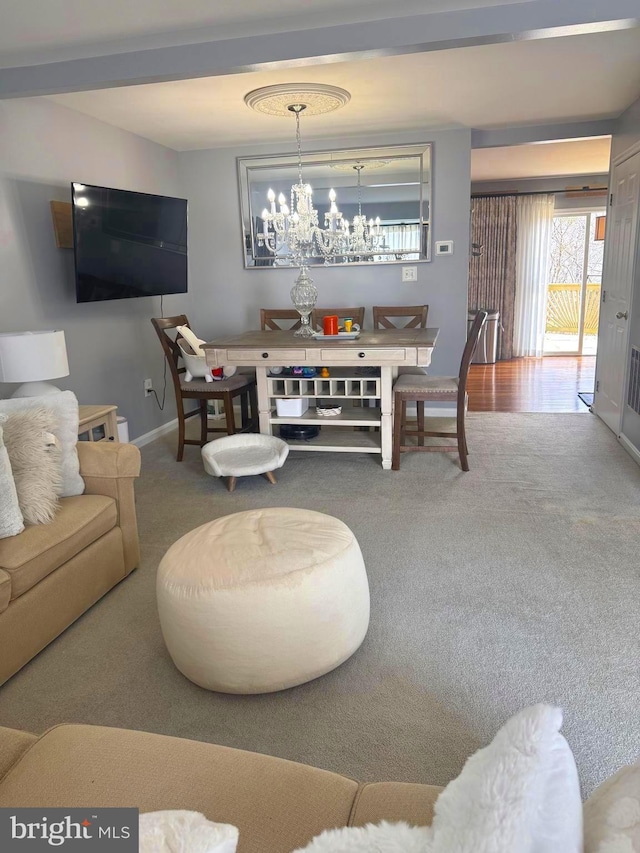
237, 142, 432, 269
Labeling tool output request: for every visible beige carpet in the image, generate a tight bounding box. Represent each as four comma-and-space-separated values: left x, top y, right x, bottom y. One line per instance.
0, 413, 639, 796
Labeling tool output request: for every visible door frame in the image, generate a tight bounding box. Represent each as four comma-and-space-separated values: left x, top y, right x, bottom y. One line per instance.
594, 140, 640, 435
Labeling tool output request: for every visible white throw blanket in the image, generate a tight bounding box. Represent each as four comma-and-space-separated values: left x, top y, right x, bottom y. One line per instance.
139, 811, 238, 853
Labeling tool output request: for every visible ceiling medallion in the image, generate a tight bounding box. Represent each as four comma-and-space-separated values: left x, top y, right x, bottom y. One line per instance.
244, 83, 351, 117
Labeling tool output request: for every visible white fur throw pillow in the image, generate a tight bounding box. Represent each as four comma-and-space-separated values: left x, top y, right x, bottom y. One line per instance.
0, 415, 24, 539
429, 704, 582, 853
139, 811, 238, 853
293, 705, 582, 853
2, 407, 63, 525
584, 761, 640, 853
291, 821, 431, 853
0, 391, 84, 497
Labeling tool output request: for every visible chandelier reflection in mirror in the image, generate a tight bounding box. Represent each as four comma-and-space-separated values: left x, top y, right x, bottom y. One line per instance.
245, 83, 385, 336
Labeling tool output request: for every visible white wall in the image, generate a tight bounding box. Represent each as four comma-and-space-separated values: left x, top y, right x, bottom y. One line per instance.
178, 128, 471, 377
0, 97, 191, 439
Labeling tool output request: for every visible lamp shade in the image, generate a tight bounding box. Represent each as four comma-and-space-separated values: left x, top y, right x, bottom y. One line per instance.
0, 330, 69, 383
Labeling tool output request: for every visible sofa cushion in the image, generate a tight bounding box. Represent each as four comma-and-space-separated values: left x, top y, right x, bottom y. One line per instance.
0, 495, 117, 599
0, 727, 37, 784
0, 725, 359, 853
350, 781, 442, 828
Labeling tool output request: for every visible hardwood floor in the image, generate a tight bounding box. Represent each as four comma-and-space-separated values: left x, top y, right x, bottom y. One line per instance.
467, 356, 596, 413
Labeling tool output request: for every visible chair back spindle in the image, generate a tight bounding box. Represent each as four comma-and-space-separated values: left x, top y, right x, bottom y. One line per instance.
372, 305, 428, 330
260, 309, 302, 331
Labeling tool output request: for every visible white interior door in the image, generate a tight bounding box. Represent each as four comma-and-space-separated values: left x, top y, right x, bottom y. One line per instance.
594, 150, 640, 433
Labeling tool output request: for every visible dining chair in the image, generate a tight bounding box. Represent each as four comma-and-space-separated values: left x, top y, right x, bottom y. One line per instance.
311, 307, 365, 331
391, 311, 487, 472
151, 315, 257, 462
373, 304, 430, 376
372, 305, 428, 330
260, 309, 302, 331
372, 306, 431, 429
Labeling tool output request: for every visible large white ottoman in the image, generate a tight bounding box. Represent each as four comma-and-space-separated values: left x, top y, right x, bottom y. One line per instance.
156, 508, 370, 694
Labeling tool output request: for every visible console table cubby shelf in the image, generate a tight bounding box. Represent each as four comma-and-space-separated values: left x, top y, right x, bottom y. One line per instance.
268, 371, 381, 455
269, 372, 381, 399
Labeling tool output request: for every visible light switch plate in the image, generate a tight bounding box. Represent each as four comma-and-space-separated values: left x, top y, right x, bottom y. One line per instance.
401, 265, 418, 282
435, 240, 454, 255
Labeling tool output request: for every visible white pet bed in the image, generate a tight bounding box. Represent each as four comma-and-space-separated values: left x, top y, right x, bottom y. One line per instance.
201, 433, 289, 492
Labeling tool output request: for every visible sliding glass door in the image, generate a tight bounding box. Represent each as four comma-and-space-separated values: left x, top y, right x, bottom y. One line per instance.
544, 210, 605, 355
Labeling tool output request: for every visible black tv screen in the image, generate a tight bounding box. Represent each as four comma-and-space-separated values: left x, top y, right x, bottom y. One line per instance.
72, 183, 188, 302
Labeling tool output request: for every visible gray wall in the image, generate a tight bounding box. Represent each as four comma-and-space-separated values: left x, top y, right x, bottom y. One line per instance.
0, 97, 190, 439
0, 103, 470, 439
612, 96, 640, 452
178, 128, 471, 378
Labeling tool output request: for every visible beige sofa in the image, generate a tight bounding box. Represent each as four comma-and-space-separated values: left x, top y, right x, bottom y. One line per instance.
0, 441, 141, 686
0, 723, 442, 853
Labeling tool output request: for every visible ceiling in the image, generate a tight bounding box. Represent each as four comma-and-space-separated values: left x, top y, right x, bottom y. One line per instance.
471, 138, 611, 182
46, 28, 640, 151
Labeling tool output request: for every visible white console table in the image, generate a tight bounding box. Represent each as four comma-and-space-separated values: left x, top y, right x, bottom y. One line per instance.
203, 328, 438, 470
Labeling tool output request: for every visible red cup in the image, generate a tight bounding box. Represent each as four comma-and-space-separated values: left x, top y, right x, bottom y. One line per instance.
323, 315, 339, 336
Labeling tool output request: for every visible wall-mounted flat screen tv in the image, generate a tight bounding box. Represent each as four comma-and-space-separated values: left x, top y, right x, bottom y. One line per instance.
72, 183, 188, 303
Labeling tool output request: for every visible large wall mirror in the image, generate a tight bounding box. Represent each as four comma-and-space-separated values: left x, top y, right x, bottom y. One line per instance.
237, 143, 432, 268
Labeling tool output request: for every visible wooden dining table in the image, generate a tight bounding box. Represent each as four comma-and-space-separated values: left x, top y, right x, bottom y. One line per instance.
203, 327, 439, 469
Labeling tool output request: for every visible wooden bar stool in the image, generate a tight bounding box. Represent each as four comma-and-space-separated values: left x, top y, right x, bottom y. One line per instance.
151, 316, 258, 462
392, 311, 487, 472
373, 305, 429, 432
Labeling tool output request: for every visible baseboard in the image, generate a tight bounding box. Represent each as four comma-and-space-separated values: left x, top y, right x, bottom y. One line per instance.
131, 418, 178, 448
618, 433, 640, 467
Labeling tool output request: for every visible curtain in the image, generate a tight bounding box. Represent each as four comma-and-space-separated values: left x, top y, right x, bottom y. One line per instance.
513, 195, 555, 357
468, 196, 517, 359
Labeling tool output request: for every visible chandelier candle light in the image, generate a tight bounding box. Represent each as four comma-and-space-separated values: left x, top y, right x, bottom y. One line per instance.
245, 83, 382, 336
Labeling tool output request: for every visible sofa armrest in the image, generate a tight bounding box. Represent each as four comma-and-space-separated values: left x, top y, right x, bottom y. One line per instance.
0, 727, 37, 785
77, 442, 141, 479
77, 443, 141, 573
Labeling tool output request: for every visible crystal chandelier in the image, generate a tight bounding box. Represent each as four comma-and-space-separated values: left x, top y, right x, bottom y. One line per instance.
258, 104, 346, 267
244, 84, 382, 336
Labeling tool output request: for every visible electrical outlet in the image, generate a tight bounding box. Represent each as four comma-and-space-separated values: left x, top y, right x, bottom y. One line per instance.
143, 378, 153, 397
402, 266, 418, 282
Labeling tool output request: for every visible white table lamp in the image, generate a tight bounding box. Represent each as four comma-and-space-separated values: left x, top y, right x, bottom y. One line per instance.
0, 330, 69, 398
